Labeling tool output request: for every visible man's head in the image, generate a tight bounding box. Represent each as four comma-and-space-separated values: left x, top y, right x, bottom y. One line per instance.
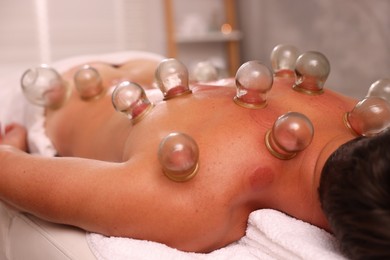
319, 130, 390, 259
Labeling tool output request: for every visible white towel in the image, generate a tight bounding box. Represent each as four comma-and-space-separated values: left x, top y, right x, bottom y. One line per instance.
86, 209, 347, 260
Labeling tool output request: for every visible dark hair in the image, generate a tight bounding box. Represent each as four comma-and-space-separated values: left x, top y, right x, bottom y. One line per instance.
319, 130, 390, 260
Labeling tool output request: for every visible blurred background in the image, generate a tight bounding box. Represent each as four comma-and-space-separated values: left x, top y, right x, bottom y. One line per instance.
0, 0, 389, 98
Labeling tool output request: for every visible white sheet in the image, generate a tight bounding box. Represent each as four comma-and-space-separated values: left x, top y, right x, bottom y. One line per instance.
0, 51, 347, 260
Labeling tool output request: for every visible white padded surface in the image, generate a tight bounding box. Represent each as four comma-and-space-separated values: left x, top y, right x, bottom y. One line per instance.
0, 202, 96, 260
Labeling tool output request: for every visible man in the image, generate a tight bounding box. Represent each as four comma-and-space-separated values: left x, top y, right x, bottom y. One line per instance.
0, 55, 368, 254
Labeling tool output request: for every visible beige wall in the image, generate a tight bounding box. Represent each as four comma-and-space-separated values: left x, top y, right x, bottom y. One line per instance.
237, 0, 390, 98
0, 0, 166, 80
0, 0, 389, 100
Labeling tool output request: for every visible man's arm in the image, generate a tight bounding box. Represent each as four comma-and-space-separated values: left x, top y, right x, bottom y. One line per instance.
0, 146, 125, 229
0, 124, 152, 234
0, 144, 230, 252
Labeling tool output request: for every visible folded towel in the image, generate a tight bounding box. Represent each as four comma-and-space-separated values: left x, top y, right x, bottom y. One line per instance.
86, 209, 347, 260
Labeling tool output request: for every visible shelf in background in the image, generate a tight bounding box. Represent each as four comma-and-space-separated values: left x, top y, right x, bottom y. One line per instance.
175, 30, 242, 43
164, 0, 240, 76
